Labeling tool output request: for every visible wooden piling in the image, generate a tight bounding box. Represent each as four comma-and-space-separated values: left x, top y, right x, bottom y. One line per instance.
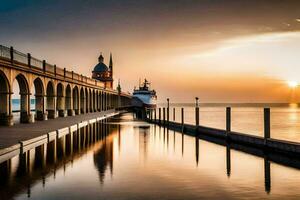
195, 107, 199, 127
163, 107, 166, 125
159, 108, 161, 124
181, 107, 184, 131
167, 98, 170, 124
173, 107, 175, 121
154, 109, 157, 122
264, 108, 270, 140
195, 97, 199, 127
226, 107, 231, 133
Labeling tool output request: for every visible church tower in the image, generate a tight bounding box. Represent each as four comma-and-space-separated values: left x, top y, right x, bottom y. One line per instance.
92, 53, 113, 89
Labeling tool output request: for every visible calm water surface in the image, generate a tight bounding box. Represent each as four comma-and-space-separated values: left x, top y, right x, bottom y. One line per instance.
1, 113, 300, 199
164, 104, 300, 142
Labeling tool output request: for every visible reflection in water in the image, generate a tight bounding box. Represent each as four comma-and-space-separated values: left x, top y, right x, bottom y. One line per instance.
226, 145, 231, 177
195, 137, 199, 166
264, 157, 271, 194
93, 135, 114, 184
0, 120, 115, 200
1, 113, 300, 199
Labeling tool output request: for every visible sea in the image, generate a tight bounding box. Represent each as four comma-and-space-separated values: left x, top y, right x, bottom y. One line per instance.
12, 99, 300, 143
1, 113, 300, 199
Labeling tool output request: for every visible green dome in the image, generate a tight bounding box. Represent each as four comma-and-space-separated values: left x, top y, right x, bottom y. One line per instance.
93, 62, 109, 72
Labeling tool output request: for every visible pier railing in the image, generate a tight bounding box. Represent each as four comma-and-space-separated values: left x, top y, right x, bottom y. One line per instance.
0, 45, 113, 91
146, 99, 300, 156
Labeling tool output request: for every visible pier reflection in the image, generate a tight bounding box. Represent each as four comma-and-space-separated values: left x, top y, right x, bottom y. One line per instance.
0, 119, 117, 200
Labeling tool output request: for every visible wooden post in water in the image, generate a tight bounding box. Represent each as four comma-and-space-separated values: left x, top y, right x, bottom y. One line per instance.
181, 107, 184, 131
195, 97, 199, 127
154, 108, 157, 123
226, 107, 231, 134
163, 107, 166, 125
173, 107, 175, 121
159, 108, 161, 124
167, 98, 170, 124
264, 108, 270, 141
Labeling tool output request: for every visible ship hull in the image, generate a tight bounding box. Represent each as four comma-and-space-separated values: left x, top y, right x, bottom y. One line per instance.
132, 94, 156, 108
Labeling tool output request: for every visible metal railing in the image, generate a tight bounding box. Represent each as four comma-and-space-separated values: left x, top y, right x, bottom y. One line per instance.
31, 57, 43, 69
0, 45, 10, 59
0, 44, 130, 96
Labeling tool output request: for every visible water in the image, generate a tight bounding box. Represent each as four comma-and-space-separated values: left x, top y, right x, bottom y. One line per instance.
1, 113, 300, 199
159, 103, 300, 143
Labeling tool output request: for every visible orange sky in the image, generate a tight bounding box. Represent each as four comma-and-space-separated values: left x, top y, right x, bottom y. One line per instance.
2, 1, 300, 103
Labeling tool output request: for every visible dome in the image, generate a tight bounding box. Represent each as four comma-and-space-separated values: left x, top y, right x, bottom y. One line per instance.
93, 62, 109, 73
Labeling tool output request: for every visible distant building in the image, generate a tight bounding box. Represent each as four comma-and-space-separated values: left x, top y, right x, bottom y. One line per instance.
92, 53, 113, 89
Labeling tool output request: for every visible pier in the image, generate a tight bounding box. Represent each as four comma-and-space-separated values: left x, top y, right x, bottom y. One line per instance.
147, 100, 300, 170
0, 45, 131, 126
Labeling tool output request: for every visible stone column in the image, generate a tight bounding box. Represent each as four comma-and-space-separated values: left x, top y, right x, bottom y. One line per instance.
20, 92, 34, 123
67, 93, 75, 116
0, 91, 13, 126
47, 94, 58, 119
58, 94, 67, 117
35, 94, 48, 120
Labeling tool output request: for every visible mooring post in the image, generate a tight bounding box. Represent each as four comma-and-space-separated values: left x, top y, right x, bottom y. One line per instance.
167, 98, 170, 124
226, 107, 231, 134
181, 107, 184, 131
159, 108, 161, 124
195, 97, 199, 127
264, 108, 270, 141
163, 107, 166, 125
173, 107, 175, 121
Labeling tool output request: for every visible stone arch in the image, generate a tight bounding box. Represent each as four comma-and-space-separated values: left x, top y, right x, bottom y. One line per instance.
85, 88, 89, 113
0, 70, 12, 125
46, 80, 57, 119
13, 73, 32, 123
80, 87, 85, 114
73, 86, 79, 115
33, 77, 46, 120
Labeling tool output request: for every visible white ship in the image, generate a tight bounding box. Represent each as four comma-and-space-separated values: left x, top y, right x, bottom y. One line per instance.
132, 79, 157, 108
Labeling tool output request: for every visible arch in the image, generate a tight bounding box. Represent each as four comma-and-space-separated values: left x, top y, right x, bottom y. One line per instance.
80, 87, 85, 114
0, 70, 12, 125
33, 77, 45, 120
73, 86, 79, 115
14, 74, 31, 123
85, 88, 89, 113
46, 81, 57, 119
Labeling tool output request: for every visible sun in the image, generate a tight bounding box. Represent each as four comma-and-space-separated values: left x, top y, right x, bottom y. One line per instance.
287, 81, 299, 88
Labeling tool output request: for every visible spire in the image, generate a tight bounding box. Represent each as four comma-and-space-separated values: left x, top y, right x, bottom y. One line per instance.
117, 79, 121, 94
98, 53, 104, 63
109, 53, 113, 72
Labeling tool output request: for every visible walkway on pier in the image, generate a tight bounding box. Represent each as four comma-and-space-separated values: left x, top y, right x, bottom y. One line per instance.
0, 110, 115, 149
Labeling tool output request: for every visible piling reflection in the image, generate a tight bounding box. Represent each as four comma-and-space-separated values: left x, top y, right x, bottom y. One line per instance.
226, 145, 231, 177
0, 119, 116, 200
1, 114, 300, 199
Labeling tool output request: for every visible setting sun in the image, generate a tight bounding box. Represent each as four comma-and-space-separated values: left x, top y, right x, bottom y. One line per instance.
287, 81, 299, 88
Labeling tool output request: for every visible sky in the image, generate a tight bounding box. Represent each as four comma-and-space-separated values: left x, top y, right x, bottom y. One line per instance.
1, 0, 300, 103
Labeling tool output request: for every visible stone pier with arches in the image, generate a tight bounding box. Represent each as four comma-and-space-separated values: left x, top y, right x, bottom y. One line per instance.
0, 45, 131, 126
